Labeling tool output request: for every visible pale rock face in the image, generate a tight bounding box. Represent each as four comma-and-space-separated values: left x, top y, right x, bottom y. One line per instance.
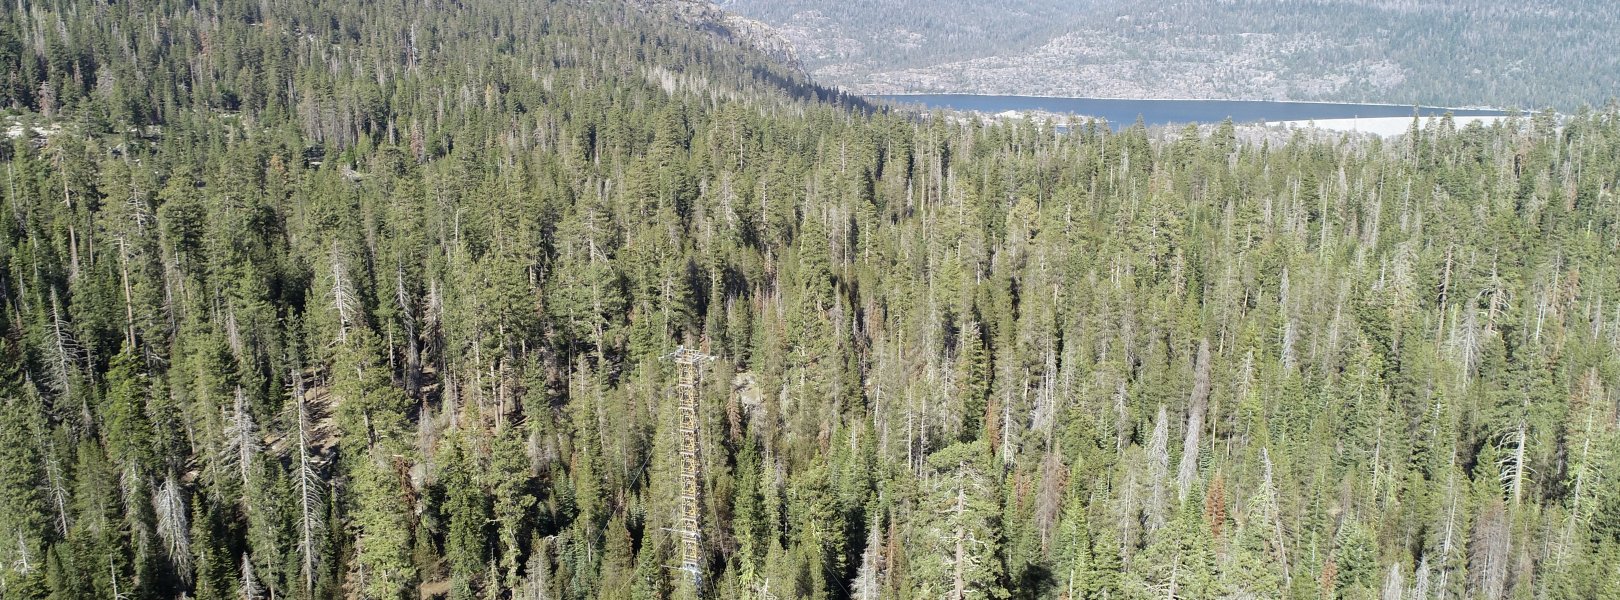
638, 0, 806, 72
721, 0, 1617, 108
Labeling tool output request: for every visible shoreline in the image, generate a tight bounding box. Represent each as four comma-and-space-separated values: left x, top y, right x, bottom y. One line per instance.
861, 92, 1520, 113
1266, 115, 1515, 137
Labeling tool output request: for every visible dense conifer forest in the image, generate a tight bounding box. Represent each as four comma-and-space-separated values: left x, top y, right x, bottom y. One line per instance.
1, 0, 1619, 599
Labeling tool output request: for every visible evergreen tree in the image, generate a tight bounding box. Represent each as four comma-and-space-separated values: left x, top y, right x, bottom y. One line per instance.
1127, 488, 1218, 600
910, 441, 1007, 600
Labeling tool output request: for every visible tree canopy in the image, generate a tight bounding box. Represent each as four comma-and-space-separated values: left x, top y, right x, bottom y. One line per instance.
1, 0, 1619, 599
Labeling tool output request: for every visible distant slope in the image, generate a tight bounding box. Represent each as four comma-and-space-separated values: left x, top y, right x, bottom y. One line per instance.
636, 0, 807, 73
0, 0, 843, 133
721, 0, 1620, 109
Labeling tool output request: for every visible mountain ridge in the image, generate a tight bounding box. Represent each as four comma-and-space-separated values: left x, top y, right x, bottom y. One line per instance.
723, 0, 1620, 109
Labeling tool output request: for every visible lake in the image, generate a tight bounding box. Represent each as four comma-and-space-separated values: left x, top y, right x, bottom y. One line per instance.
871, 94, 1509, 128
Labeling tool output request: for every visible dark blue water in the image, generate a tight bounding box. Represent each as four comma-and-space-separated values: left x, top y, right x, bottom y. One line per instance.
872, 94, 1508, 127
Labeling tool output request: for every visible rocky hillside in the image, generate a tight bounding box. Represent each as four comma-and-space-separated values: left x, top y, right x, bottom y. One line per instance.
723, 0, 1620, 109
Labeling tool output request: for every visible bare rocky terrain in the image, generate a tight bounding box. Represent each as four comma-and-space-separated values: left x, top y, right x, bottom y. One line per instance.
721, 0, 1620, 109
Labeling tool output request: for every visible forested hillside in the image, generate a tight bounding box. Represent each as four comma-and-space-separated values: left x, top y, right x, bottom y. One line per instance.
724, 0, 1620, 110
2, 1, 1620, 599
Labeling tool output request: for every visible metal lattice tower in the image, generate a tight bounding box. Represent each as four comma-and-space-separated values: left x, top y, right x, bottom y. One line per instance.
663, 345, 713, 590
